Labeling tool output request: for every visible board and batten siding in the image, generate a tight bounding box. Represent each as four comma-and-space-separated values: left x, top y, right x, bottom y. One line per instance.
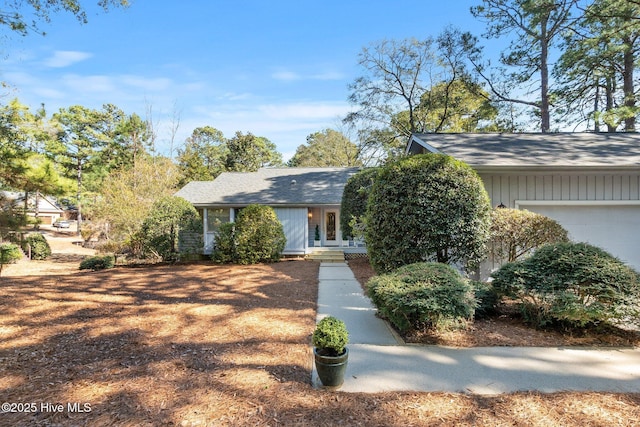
479, 172, 640, 206
273, 208, 308, 255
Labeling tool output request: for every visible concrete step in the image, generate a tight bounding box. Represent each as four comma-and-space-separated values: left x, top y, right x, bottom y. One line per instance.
306, 250, 345, 262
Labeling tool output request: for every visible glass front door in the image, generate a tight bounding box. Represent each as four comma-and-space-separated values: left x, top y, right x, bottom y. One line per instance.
325, 210, 339, 246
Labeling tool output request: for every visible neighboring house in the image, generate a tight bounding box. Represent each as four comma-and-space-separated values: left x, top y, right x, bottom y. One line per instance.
408, 133, 640, 271
0, 191, 64, 225
174, 167, 361, 255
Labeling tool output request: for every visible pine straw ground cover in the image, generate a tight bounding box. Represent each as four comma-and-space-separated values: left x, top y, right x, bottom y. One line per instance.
0, 255, 637, 425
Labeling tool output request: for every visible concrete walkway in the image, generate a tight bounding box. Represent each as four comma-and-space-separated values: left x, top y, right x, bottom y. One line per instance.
314, 262, 640, 394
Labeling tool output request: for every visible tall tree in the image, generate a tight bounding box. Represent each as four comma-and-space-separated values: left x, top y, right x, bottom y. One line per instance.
94, 156, 180, 245
0, 0, 129, 37
554, 0, 640, 131
391, 80, 501, 133
176, 126, 228, 186
288, 129, 363, 167
470, 0, 579, 132
0, 100, 32, 188
345, 28, 493, 162
225, 131, 283, 172
48, 105, 110, 234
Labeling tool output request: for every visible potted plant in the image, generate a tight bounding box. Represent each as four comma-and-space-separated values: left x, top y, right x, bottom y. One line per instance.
314, 224, 321, 247
312, 316, 349, 388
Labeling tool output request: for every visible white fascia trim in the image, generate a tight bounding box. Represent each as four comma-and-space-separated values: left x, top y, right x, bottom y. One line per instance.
515, 200, 640, 209
406, 134, 443, 155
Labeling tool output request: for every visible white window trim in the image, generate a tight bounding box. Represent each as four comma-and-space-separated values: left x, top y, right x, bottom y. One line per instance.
515, 200, 640, 209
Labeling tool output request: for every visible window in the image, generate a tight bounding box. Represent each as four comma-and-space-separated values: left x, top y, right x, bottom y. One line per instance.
206, 208, 230, 233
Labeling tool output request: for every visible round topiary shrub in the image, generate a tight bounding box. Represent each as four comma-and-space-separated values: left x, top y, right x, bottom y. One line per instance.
213, 204, 286, 264
489, 208, 569, 262
312, 316, 349, 357
23, 233, 51, 260
367, 262, 477, 334
491, 242, 640, 328
340, 167, 379, 239
366, 154, 491, 273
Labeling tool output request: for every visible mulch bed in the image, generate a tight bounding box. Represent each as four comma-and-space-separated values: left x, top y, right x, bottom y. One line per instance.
1, 258, 639, 426
346, 257, 640, 347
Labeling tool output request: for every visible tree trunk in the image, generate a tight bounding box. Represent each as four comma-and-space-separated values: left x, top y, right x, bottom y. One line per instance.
623, 37, 636, 132
76, 158, 83, 237
540, 17, 551, 133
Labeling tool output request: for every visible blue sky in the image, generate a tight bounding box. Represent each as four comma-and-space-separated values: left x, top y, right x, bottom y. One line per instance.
1, 0, 486, 160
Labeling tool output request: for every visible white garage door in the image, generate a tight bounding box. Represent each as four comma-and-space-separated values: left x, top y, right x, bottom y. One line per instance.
517, 203, 640, 270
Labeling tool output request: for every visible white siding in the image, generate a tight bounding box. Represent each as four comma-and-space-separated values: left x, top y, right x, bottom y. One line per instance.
479, 171, 640, 271
479, 172, 640, 207
273, 208, 308, 254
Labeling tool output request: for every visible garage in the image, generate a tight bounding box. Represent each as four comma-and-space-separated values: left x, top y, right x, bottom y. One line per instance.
407, 133, 640, 276
516, 202, 640, 270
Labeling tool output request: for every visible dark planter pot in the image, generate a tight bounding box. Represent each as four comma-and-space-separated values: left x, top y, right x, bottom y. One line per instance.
314, 347, 349, 388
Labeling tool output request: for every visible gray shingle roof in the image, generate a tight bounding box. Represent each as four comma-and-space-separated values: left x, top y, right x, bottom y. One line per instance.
175, 167, 360, 206
409, 133, 640, 168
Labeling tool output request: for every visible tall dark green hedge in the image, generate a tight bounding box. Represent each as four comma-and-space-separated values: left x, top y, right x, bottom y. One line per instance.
213, 204, 286, 264
340, 167, 378, 239
365, 154, 491, 273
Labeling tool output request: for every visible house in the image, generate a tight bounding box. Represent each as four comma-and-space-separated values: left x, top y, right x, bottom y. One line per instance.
0, 191, 64, 225
407, 133, 640, 270
174, 167, 361, 255
176, 133, 640, 270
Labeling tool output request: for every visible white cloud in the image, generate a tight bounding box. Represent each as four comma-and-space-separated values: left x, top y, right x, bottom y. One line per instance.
271, 71, 301, 81
44, 51, 93, 68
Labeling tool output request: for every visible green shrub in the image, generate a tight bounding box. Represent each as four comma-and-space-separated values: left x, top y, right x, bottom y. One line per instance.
312, 316, 349, 357
0, 243, 22, 275
365, 154, 491, 274
211, 222, 237, 263
79, 255, 115, 271
472, 280, 499, 318
489, 208, 569, 262
23, 233, 51, 260
340, 167, 379, 239
491, 242, 640, 328
212, 205, 286, 264
137, 196, 201, 262
367, 262, 477, 334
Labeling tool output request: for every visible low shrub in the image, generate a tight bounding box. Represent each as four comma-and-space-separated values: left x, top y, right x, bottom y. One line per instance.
491, 242, 640, 328
79, 255, 115, 271
0, 243, 22, 275
367, 262, 476, 334
312, 316, 349, 357
23, 233, 51, 260
472, 280, 500, 318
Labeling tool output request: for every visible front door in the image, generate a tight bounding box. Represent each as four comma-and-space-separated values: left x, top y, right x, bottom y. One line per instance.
324, 210, 339, 246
